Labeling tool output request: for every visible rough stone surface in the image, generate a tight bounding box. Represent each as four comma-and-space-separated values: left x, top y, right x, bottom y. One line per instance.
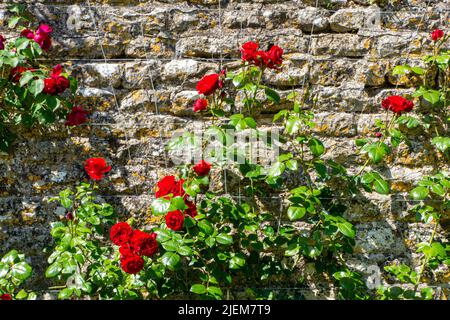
0, 0, 449, 298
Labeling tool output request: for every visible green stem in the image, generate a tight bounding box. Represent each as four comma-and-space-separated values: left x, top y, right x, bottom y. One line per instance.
414, 219, 439, 292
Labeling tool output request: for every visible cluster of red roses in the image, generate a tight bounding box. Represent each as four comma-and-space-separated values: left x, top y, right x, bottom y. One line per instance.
0, 23, 90, 128
110, 222, 158, 274
192, 41, 284, 113
21, 24, 53, 51
0, 24, 53, 53
84, 157, 112, 180
193, 70, 226, 113
42, 64, 69, 95
240, 41, 283, 70
156, 160, 212, 231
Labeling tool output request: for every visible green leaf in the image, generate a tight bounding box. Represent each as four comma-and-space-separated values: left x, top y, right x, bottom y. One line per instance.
205, 236, 216, 247
286, 159, 298, 171
19, 71, 34, 87
29, 79, 44, 96
161, 240, 178, 252
69, 77, 78, 95
392, 65, 410, 76
373, 175, 389, 195
207, 286, 223, 298
190, 284, 206, 294
410, 66, 425, 75
286, 116, 301, 135
58, 288, 73, 300
216, 233, 233, 245
155, 229, 172, 242
244, 117, 257, 129
397, 116, 421, 129
430, 183, 445, 197
161, 252, 181, 271
198, 219, 214, 235
287, 206, 306, 221
361, 172, 375, 184
337, 222, 355, 239
229, 256, 246, 269
1, 250, 19, 263
265, 88, 281, 103
268, 161, 285, 177
410, 186, 429, 200
232, 72, 245, 87
15, 289, 28, 300
45, 262, 61, 278
431, 136, 450, 153
11, 262, 32, 281
363, 142, 390, 164
308, 138, 325, 157
355, 138, 369, 147
177, 246, 193, 256
170, 196, 187, 211
422, 90, 440, 105
8, 16, 21, 29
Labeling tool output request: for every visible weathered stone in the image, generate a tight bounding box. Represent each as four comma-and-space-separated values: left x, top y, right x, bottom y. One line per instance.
295, 7, 330, 32
329, 7, 381, 33
311, 34, 372, 57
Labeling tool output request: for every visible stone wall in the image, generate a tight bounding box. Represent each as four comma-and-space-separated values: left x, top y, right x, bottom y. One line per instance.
0, 0, 449, 298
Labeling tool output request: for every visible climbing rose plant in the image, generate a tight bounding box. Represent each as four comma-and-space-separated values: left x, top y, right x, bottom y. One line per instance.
0, 4, 88, 153
1, 5, 447, 299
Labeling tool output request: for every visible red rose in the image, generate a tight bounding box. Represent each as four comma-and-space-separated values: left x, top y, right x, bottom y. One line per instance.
84, 157, 112, 180
241, 41, 259, 62
431, 29, 444, 41
36, 24, 53, 35
119, 244, 134, 258
0, 35, 5, 50
10, 66, 29, 83
20, 24, 52, 51
193, 98, 208, 112
129, 230, 158, 257
43, 77, 57, 95
120, 254, 144, 274
185, 200, 198, 218
240, 41, 284, 69
43, 65, 69, 95
381, 95, 414, 114
55, 76, 70, 93
155, 175, 185, 198
254, 50, 270, 67
65, 106, 89, 126
165, 210, 185, 231
0, 293, 12, 300
266, 45, 283, 69
192, 159, 211, 176
110, 222, 133, 246
196, 73, 220, 96
20, 29, 34, 39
